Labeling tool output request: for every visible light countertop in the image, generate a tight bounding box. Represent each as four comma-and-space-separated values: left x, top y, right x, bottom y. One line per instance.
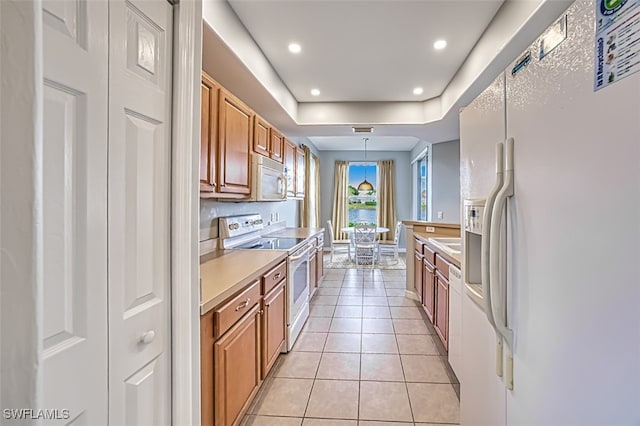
200, 250, 287, 315
402, 221, 461, 229
414, 232, 462, 267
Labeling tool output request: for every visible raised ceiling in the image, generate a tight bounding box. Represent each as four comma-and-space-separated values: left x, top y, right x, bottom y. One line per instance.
228, 0, 504, 103
202, 1, 573, 150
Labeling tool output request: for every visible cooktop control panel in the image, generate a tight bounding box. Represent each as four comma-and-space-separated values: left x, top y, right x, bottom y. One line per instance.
219, 214, 265, 239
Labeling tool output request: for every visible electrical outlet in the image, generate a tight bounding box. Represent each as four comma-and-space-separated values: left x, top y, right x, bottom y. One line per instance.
426, 226, 436, 232
437, 211, 444, 219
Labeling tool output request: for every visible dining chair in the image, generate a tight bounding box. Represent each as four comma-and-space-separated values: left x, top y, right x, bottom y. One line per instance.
327, 220, 351, 263
378, 221, 403, 264
353, 223, 378, 268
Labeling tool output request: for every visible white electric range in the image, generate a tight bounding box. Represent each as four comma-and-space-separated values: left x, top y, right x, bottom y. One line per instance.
219, 214, 312, 351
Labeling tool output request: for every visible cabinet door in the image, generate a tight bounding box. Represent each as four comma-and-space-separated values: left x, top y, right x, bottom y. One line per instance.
253, 115, 270, 158
414, 250, 423, 303
422, 259, 435, 323
295, 147, 305, 198
214, 305, 261, 426
200, 72, 219, 192
218, 89, 252, 195
284, 139, 296, 197
435, 270, 449, 349
262, 281, 286, 379
201, 311, 215, 426
270, 128, 284, 163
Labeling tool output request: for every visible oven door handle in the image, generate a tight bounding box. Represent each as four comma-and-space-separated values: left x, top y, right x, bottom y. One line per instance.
289, 245, 313, 261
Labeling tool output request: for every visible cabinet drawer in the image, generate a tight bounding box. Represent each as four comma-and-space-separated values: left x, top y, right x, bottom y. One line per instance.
262, 261, 287, 295
435, 254, 450, 280
423, 257, 435, 273
214, 280, 261, 338
423, 244, 436, 264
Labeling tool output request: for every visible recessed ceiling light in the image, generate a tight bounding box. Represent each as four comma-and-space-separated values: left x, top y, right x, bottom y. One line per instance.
310, 88, 321, 96
413, 87, 424, 95
288, 43, 301, 54
434, 39, 447, 50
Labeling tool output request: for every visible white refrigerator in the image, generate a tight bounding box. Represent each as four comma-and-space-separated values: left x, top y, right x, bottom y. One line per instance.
459, 1, 640, 425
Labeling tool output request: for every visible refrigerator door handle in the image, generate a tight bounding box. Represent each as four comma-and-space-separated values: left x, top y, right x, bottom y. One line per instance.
483, 143, 505, 378
490, 137, 515, 389
482, 142, 503, 328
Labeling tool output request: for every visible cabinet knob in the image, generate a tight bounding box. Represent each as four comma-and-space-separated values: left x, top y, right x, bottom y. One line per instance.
274, 272, 281, 280
140, 330, 156, 345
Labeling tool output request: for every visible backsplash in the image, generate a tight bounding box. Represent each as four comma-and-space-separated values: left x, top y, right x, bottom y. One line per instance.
199, 198, 300, 242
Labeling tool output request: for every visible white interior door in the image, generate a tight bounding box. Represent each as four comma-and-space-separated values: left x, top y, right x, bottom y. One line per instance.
42, 0, 109, 423
108, 1, 173, 424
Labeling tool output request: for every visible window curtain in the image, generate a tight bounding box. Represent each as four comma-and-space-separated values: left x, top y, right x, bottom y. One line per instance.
300, 145, 321, 228
331, 160, 349, 240
376, 159, 397, 242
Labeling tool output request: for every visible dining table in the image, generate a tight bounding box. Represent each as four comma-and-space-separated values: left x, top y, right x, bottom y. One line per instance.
340, 226, 390, 263
340, 226, 390, 235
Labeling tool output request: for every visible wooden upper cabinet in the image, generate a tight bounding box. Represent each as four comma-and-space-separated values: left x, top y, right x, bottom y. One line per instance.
218, 88, 253, 195
253, 115, 270, 158
269, 128, 284, 163
200, 72, 219, 192
295, 147, 305, 198
284, 139, 296, 198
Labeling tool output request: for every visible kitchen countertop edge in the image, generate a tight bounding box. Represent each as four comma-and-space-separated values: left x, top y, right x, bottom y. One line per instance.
200, 250, 288, 315
414, 232, 462, 268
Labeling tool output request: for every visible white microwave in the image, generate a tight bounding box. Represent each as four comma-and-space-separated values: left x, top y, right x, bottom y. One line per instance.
249, 153, 287, 201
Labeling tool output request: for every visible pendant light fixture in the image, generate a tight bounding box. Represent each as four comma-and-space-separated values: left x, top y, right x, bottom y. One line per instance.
357, 137, 374, 192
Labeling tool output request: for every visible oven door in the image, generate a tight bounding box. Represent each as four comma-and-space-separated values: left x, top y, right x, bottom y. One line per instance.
287, 244, 312, 348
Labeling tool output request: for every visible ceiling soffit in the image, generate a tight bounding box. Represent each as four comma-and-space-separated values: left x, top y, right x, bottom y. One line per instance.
202, 0, 574, 146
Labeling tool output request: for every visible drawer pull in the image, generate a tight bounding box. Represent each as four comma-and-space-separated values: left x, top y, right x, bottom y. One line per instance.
235, 298, 251, 311
273, 273, 281, 280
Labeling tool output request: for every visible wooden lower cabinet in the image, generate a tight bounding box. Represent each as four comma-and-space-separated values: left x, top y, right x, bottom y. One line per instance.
214, 305, 262, 426
201, 310, 215, 426
422, 259, 436, 322
414, 250, 423, 303
261, 281, 286, 379
202, 260, 288, 426
434, 270, 449, 349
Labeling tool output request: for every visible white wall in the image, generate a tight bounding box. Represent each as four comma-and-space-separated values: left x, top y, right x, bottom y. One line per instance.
431, 140, 461, 223
318, 150, 412, 249
199, 199, 300, 242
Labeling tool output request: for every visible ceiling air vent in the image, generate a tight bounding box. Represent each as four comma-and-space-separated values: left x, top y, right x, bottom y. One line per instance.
352, 126, 374, 133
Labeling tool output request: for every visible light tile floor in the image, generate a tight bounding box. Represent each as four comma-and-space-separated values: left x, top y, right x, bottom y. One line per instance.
243, 267, 460, 426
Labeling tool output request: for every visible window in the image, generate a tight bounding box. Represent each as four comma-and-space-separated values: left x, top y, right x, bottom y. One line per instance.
415, 152, 428, 221
348, 162, 377, 226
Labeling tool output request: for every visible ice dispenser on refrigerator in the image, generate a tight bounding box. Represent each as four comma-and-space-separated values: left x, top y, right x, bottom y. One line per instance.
463, 199, 484, 304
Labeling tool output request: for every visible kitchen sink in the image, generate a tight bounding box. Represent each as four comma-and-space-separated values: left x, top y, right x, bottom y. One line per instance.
428, 237, 462, 255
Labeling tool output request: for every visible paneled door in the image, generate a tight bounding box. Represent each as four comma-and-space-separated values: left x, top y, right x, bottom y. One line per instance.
108, 0, 173, 424
42, 0, 109, 423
